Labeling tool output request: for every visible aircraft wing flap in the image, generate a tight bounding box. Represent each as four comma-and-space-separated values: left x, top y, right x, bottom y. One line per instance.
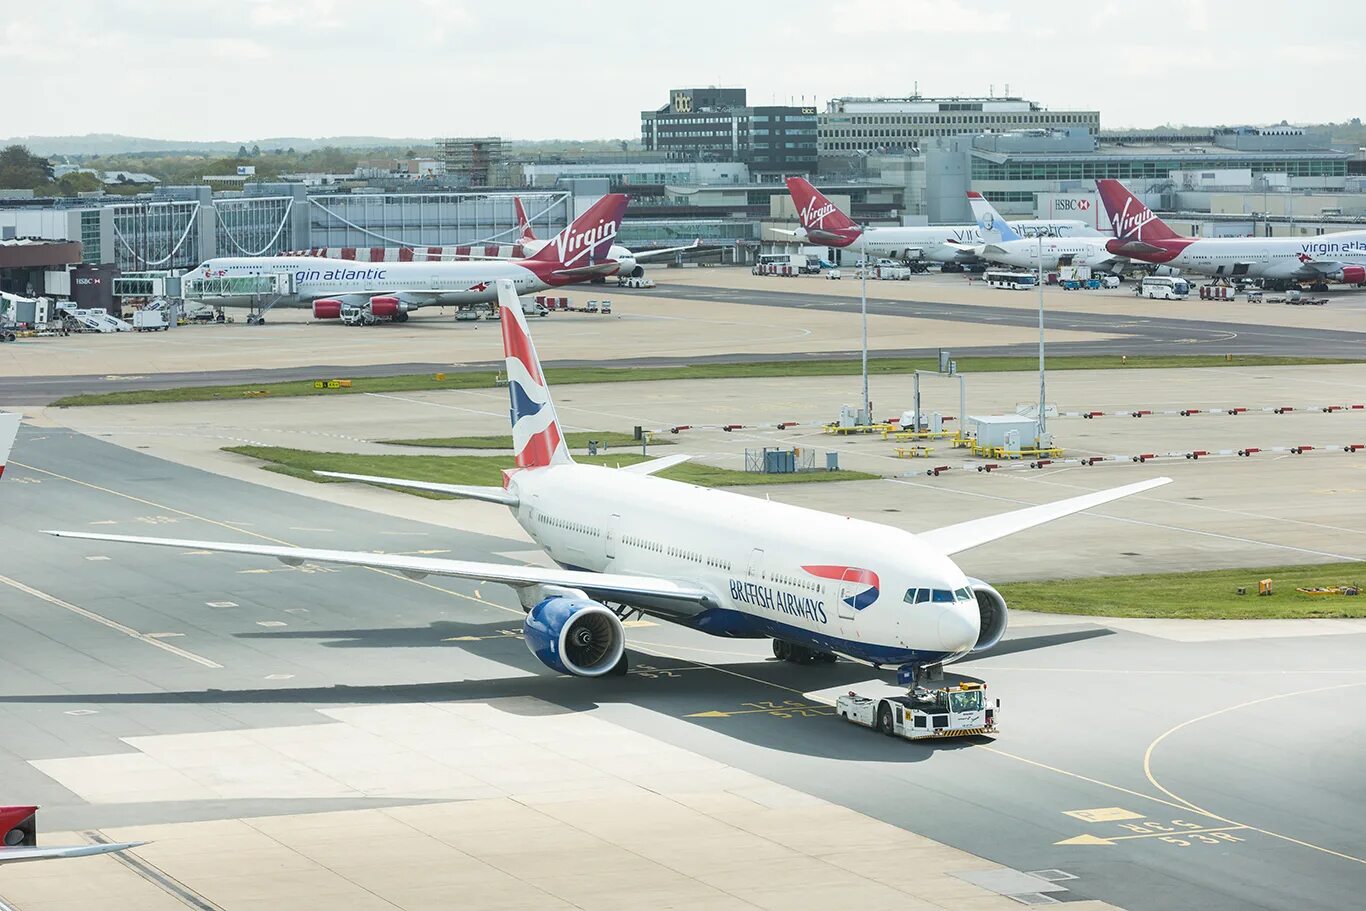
43, 532, 714, 606
917, 477, 1171, 556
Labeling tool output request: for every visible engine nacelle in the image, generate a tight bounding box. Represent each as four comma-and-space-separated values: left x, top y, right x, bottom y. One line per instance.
312, 298, 343, 320
616, 257, 643, 279
965, 578, 1009, 653
369, 295, 400, 318
523, 596, 625, 676
0, 805, 37, 847
1338, 265, 1365, 285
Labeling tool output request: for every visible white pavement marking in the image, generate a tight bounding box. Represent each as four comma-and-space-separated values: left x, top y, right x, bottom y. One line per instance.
0, 574, 223, 669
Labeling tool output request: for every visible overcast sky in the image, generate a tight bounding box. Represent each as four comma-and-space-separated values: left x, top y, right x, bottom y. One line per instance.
5, 0, 1363, 141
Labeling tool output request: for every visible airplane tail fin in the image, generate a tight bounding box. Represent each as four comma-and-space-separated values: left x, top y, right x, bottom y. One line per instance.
967, 191, 1020, 243
786, 177, 858, 233
513, 196, 537, 243
497, 280, 572, 469
528, 194, 628, 268
1096, 179, 1181, 243
0, 412, 19, 479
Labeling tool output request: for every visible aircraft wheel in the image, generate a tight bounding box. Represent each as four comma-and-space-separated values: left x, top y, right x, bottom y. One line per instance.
609, 652, 629, 677
772, 639, 791, 661
877, 702, 895, 736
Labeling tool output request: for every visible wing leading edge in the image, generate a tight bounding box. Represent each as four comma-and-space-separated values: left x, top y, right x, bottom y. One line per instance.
917, 477, 1171, 556
42, 531, 714, 610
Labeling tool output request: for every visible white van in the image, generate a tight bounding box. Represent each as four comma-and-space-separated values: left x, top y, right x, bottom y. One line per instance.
1139, 275, 1189, 300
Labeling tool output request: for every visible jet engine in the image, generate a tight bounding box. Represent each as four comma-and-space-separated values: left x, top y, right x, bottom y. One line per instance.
368, 295, 400, 318
1337, 265, 1365, 285
523, 596, 625, 676
312, 299, 343, 320
965, 578, 1009, 653
616, 257, 644, 278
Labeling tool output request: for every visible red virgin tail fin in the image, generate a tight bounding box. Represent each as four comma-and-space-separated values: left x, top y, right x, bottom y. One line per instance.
513, 197, 537, 243
786, 177, 857, 233
1096, 179, 1182, 243
528, 194, 628, 268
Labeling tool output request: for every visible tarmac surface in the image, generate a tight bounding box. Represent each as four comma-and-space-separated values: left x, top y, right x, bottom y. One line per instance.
1, 425, 1363, 910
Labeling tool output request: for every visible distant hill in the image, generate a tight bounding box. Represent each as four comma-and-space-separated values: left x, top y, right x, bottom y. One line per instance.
1, 135, 436, 156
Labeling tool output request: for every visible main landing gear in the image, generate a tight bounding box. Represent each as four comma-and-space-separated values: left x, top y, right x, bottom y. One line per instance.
771, 639, 837, 665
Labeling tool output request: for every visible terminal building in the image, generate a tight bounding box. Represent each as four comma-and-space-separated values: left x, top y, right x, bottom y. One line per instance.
640, 87, 818, 179
818, 94, 1100, 154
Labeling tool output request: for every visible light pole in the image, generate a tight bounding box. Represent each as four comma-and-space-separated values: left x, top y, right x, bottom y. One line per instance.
860, 232, 870, 424
1036, 233, 1047, 443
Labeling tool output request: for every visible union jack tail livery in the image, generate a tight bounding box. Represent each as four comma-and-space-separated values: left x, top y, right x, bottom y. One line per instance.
1095, 179, 1182, 244
513, 196, 538, 244
528, 194, 628, 269
784, 177, 862, 247
0, 412, 19, 480
498, 280, 571, 469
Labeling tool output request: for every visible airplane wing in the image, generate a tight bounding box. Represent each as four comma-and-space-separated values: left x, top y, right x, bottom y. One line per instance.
314, 471, 519, 505
632, 240, 703, 260
43, 531, 715, 609
0, 842, 146, 865
549, 262, 623, 279
916, 477, 1171, 556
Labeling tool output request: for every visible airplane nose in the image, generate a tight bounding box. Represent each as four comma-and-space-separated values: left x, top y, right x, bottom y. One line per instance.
937, 603, 980, 653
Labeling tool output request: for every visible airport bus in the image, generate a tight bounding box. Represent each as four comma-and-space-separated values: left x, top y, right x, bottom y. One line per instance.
984, 270, 1038, 290
1138, 275, 1190, 300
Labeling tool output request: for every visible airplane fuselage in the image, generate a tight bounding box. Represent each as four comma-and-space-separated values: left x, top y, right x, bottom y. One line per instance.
984, 237, 1118, 271
1113, 234, 1366, 281
508, 462, 982, 667
814, 221, 1093, 264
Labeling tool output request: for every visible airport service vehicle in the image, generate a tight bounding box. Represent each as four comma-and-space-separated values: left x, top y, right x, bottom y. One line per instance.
1139, 275, 1190, 300
0, 806, 143, 866
132, 309, 168, 331
780, 177, 1090, 267
1097, 179, 1366, 291
984, 270, 1038, 290
47, 281, 1169, 690
967, 192, 1119, 273
511, 195, 700, 281
182, 195, 632, 325
837, 681, 997, 740
617, 276, 655, 289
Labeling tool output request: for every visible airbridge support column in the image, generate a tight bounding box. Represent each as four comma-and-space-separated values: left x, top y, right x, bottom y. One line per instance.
288, 185, 310, 251
193, 186, 216, 263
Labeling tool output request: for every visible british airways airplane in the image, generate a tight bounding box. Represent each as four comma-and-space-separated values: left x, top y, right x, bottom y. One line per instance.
184, 195, 630, 324
45, 283, 1169, 683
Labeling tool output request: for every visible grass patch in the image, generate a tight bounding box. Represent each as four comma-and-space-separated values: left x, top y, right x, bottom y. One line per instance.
55, 354, 1362, 407
223, 445, 878, 492
997, 563, 1366, 620
381, 431, 670, 450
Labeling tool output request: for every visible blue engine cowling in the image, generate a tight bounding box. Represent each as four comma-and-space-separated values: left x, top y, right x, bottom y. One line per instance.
523, 596, 625, 677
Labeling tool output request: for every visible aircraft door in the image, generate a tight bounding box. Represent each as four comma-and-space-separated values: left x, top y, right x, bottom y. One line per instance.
835, 568, 859, 621
747, 548, 765, 580
605, 513, 620, 561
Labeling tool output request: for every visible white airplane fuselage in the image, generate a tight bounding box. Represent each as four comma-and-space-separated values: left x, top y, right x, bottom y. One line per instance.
1138, 235, 1366, 281
983, 237, 1118, 271
509, 461, 983, 666
189, 256, 549, 308
821, 221, 1092, 264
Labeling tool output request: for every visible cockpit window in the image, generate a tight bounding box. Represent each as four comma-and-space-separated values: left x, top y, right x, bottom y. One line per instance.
903, 588, 932, 604
932, 589, 954, 603
956, 587, 974, 602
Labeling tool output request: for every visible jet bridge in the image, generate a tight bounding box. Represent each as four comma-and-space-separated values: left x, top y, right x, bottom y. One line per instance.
181, 271, 294, 324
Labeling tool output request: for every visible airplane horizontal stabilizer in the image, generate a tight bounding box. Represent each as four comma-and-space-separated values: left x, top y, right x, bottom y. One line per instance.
0, 842, 147, 866
314, 471, 519, 505
618, 454, 691, 475
1110, 240, 1168, 257
0, 411, 20, 477
917, 477, 1171, 556
633, 240, 703, 260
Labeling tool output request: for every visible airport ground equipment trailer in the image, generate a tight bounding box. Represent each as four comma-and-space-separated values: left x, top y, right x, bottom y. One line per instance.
836, 681, 997, 740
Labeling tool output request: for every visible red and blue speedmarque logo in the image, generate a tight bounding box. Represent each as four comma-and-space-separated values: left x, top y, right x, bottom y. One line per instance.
801, 565, 881, 610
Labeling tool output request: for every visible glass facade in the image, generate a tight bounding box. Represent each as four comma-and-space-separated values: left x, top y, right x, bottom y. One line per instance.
215, 197, 293, 257
306, 193, 570, 248
971, 156, 1348, 182
79, 210, 101, 263
111, 200, 201, 272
